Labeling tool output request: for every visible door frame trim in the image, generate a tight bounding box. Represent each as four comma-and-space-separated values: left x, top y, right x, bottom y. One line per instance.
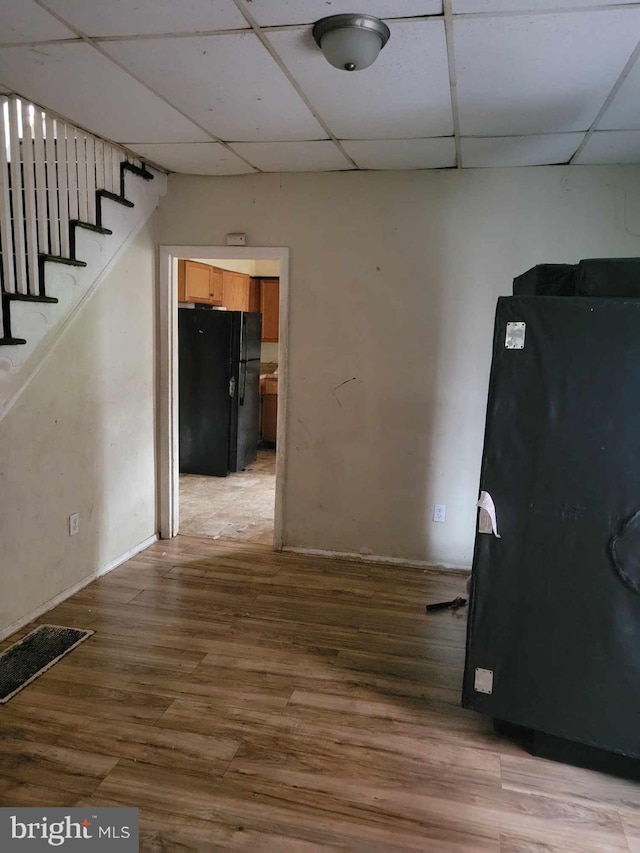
158, 245, 290, 548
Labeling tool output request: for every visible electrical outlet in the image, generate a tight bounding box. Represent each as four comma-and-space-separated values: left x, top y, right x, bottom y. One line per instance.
69, 512, 79, 536
433, 504, 446, 523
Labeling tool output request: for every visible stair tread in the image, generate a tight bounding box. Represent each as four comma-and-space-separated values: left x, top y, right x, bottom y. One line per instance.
39, 254, 87, 267
97, 189, 135, 208
70, 220, 113, 235
5, 293, 58, 304
122, 162, 154, 181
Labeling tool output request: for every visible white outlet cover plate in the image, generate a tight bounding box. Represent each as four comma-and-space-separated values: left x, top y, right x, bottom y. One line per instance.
433, 504, 446, 523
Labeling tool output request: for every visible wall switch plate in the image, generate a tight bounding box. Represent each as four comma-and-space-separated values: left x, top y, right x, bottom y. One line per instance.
69, 512, 79, 536
433, 504, 446, 523
226, 232, 246, 246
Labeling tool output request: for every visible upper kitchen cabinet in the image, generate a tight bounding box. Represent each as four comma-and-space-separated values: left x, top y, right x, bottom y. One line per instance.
258, 278, 279, 342
178, 260, 222, 306
222, 270, 252, 312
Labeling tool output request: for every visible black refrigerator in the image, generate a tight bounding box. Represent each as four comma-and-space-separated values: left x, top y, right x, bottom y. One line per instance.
179, 308, 261, 477
463, 290, 640, 765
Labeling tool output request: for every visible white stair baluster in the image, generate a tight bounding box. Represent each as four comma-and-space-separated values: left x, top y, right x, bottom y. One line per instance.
57, 123, 69, 257
113, 148, 122, 195
84, 135, 94, 224
66, 126, 78, 224
0, 97, 15, 298
95, 138, 105, 191
76, 133, 88, 223
20, 102, 39, 296
44, 114, 60, 256
32, 105, 48, 256
8, 99, 27, 294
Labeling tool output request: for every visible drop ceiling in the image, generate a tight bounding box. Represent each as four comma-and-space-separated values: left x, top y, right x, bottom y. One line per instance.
0, 0, 638, 174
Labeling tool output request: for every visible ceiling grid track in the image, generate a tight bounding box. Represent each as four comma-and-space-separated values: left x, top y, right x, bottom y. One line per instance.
443, 0, 463, 168
231, 0, 359, 170
570, 36, 640, 164
1, 0, 638, 174
32, 0, 264, 174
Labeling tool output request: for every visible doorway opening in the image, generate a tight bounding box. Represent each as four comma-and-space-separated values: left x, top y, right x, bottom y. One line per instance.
158, 246, 289, 548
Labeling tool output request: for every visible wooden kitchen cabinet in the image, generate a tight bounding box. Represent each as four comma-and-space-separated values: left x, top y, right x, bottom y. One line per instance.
222, 270, 252, 311
258, 277, 279, 342
248, 278, 260, 313
178, 260, 223, 305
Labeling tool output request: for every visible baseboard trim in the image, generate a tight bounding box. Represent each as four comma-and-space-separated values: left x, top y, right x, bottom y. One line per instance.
0, 533, 158, 642
282, 545, 470, 573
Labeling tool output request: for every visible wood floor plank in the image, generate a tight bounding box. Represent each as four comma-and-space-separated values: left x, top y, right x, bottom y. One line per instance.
0, 705, 240, 776
8, 676, 174, 723
0, 738, 118, 801
620, 810, 640, 853
502, 751, 640, 811
90, 759, 498, 852
0, 535, 635, 852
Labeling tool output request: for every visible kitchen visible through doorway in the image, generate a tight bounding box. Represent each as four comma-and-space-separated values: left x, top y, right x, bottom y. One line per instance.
176, 255, 280, 544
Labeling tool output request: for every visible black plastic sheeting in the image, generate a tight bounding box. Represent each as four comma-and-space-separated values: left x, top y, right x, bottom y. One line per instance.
512, 264, 576, 297
514, 257, 640, 298
462, 295, 640, 759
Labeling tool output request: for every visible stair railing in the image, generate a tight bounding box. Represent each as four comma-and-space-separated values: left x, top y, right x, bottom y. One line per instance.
0, 95, 144, 337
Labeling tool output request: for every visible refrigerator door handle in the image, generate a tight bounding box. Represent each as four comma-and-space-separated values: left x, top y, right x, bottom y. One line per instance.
239, 360, 246, 405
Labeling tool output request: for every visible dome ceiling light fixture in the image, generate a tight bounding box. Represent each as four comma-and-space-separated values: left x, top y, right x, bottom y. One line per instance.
312, 13, 391, 72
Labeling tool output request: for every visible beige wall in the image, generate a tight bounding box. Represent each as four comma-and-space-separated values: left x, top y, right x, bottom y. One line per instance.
158, 167, 640, 567
0, 218, 158, 635
186, 258, 280, 277
189, 257, 255, 275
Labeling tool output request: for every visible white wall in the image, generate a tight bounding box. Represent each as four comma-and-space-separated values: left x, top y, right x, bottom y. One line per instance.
158, 167, 640, 568
0, 218, 158, 635
189, 257, 255, 275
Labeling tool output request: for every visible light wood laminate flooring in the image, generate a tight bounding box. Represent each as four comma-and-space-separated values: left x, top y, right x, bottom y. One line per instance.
179, 449, 275, 544
1, 536, 639, 851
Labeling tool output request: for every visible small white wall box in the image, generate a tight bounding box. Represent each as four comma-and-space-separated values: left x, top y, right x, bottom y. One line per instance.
226, 233, 246, 246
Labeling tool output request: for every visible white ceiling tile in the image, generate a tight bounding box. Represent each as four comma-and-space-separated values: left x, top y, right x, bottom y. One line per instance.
461, 133, 583, 166
342, 138, 455, 169
598, 57, 640, 130
103, 34, 326, 142
0, 0, 75, 44
268, 20, 452, 139
574, 130, 640, 164
126, 142, 255, 174
0, 43, 209, 142
455, 9, 640, 136
453, 1, 640, 11
240, 1, 442, 26
42, 0, 248, 37
230, 140, 352, 171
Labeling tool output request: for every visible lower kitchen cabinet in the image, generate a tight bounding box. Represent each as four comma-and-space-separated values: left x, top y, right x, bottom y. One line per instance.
260, 375, 278, 444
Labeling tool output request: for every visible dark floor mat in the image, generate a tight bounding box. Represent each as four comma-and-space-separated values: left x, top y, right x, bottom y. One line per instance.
0, 624, 93, 703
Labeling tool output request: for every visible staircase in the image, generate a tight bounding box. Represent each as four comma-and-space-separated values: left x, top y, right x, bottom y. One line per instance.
0, 95, 166, 394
